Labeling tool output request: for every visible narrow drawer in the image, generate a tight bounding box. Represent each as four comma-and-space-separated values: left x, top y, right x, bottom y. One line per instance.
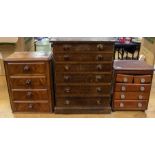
13, 101, 50, 112
56, 97, 110, 107
53, 43, 113, 52
134, 75, 152, 84
116, 74, 133, 83
55, 73, 112, 83
114, 92, 150, 100
7, 62, 46, 75
56, 84, 111, 96
10, 76, 47, 89
115, 83, 151, 92
113, 100, 148, 110
55, 62, 112, 72
54, 52, 113, 62
12, 89, 48, 101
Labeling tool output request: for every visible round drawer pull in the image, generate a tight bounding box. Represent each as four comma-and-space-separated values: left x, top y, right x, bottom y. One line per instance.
141, 78, 145, 83
140, 86, 145, 91
120, 94, 125, 99
64, 88, 71, 93
123, 77, 128, 83
96, 64, 102, 71
23, 65, 30, 72
97, 44, 104, 50
138, 102, 143, 108
64, 65, 70, 71
139, 95, 143, 100
28, 103, 33, 109
63, 45, 71, 51
121, 86, 126, 91
25, 79, 32, 86
120, 102, 124, 107
96, 75, 102, 81
65, 100, 70, 105
96, 100, 102, 105
64, 75, 70, 81
96, 55, 103, 61
96, 87, 102, 92
64, 54, 70, 60
26, 92, 32, 98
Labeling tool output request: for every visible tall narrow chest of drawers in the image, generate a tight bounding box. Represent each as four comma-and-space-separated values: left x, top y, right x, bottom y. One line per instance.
4, 52, 54, 113
113, 60, 154, 111
51, 37, 114, 114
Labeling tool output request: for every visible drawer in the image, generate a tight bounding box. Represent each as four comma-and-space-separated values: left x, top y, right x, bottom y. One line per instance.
56, 84, 111, 96
54, 52, 113, 62
53, 43, 113, 52
7, 62, 46, 75
10, 76, 47, 89
55, 62, 112, 72
115, 83, 151, 92
12, 90, 48, 101
134, 75, 152, 84
116, 74, 133, 83
114, 92, 150, 100
56, 97, 110, 107
113, 100, 148, 110
55, 73, 112, 83
13, 101, 50, 112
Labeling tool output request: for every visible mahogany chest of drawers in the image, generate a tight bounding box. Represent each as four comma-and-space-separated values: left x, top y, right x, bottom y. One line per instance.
113, 60, 154, 111
4, 52, 54, 113
51, 37, 114, 114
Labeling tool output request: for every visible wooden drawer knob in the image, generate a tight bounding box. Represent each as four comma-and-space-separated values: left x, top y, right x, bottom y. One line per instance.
26, 92, 32, 98
25, 79, 32, 86
23, 65, 30, 72
141, 78, 145, 83
64, 54, 70, 60
64, 88, 71, 93
96, 75, 102, 81
63, 45, 71, 51
140, 86, 145, 91
65, 100, 70, 105
96, 100, 102, 105
28, 103, 33, 109
120, 102, 124, 107
121, 86, 126, 91
120, 94, 125, 99
138, 95, 143, 100
123, 77, 128, 82
96, 55, 103, 61
96, 87, 102, 92
64, 75, 70, 81
96, 64, 102, 71
138, 102, 143, 108
97, 44, 104, 50
64, 65, 70, 71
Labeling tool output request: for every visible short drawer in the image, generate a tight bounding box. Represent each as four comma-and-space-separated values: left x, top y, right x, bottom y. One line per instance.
113, 100, 148, 110
53, 43, 113, 52
56, 97, 110, 107
116, 74, 133, 83
115, 83, 151, 92
114, 92, 150, 100
10, 76, 47, 89
6, 62, 47, 75
56, 84, 111, 96
54, 52, 113, 62
12, 89, 48, 101
13, 101, 50, 112
134, 75, 152, 84
55, 73, 112, 83
55, 62, 112, 72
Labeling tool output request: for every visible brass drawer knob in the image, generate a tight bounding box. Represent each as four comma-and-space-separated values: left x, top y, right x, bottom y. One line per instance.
64, 65, 70, 71
65, 100, 70, 105
139, 95, 143, 100
96, 75, 102, 81
140, 86, 145, 91
23, 65, 30, 72
64, 88, 71, 93
121, 86, 126, 91
96, 64, 102, 71
26, 92, 32, 98
96, 100, 102, 105
28, 103, 33, 109
64, 75, 70, 81
120, 94, 125, 99
120, 102, 124, 107
64, 54, 70, 60
25, 79, 32, 86
96, 55, 103, 61
138, 102, 143, 108
97, 44, 104, 50
141, 78, 145, 83
123, 77, 128, 82
96, 87, 102, 92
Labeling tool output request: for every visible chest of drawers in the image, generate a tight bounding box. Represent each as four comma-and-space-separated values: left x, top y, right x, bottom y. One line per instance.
113, 60, 154, 111
51, 38, 114, 113
4, 52, 54, 113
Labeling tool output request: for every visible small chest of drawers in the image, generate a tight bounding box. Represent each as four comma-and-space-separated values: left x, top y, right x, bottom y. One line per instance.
4, 52, 54, 113
113, 60, 154, 111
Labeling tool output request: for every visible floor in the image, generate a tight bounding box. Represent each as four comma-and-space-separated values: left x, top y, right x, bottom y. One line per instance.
0, 75, 155, 118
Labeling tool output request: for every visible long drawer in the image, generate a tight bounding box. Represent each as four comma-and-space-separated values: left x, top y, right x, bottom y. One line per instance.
10, 76, 47, 89
114, 92, 150, 100
56, 84, 111, 96
56, 97, 110, 107
55, 73, 112, 83
115, 83, 151, 92
55, 62, 112, 72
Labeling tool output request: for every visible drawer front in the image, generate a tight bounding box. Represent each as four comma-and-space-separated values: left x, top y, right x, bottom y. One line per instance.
56, 84, 111, 96
56, 97, 110, 107
134, 75, 152, 84
55, 63, 112, 72
114, 92, 150, 100
54, 52, 113, 62
55, 73, 112, 83
53, 43, 113, 52
10, 76, 47, 89
115, 83, 151, 92
116, 74, 133, 83
7, 62, 46, 75
12, 90, 48, 101
13, 101, 50, 112
113, 100, 148, 110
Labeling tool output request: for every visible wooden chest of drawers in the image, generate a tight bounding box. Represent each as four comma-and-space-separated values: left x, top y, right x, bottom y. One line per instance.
4, 52, 54, 113
51, 38, 114, 113
113, 60, 154, 111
